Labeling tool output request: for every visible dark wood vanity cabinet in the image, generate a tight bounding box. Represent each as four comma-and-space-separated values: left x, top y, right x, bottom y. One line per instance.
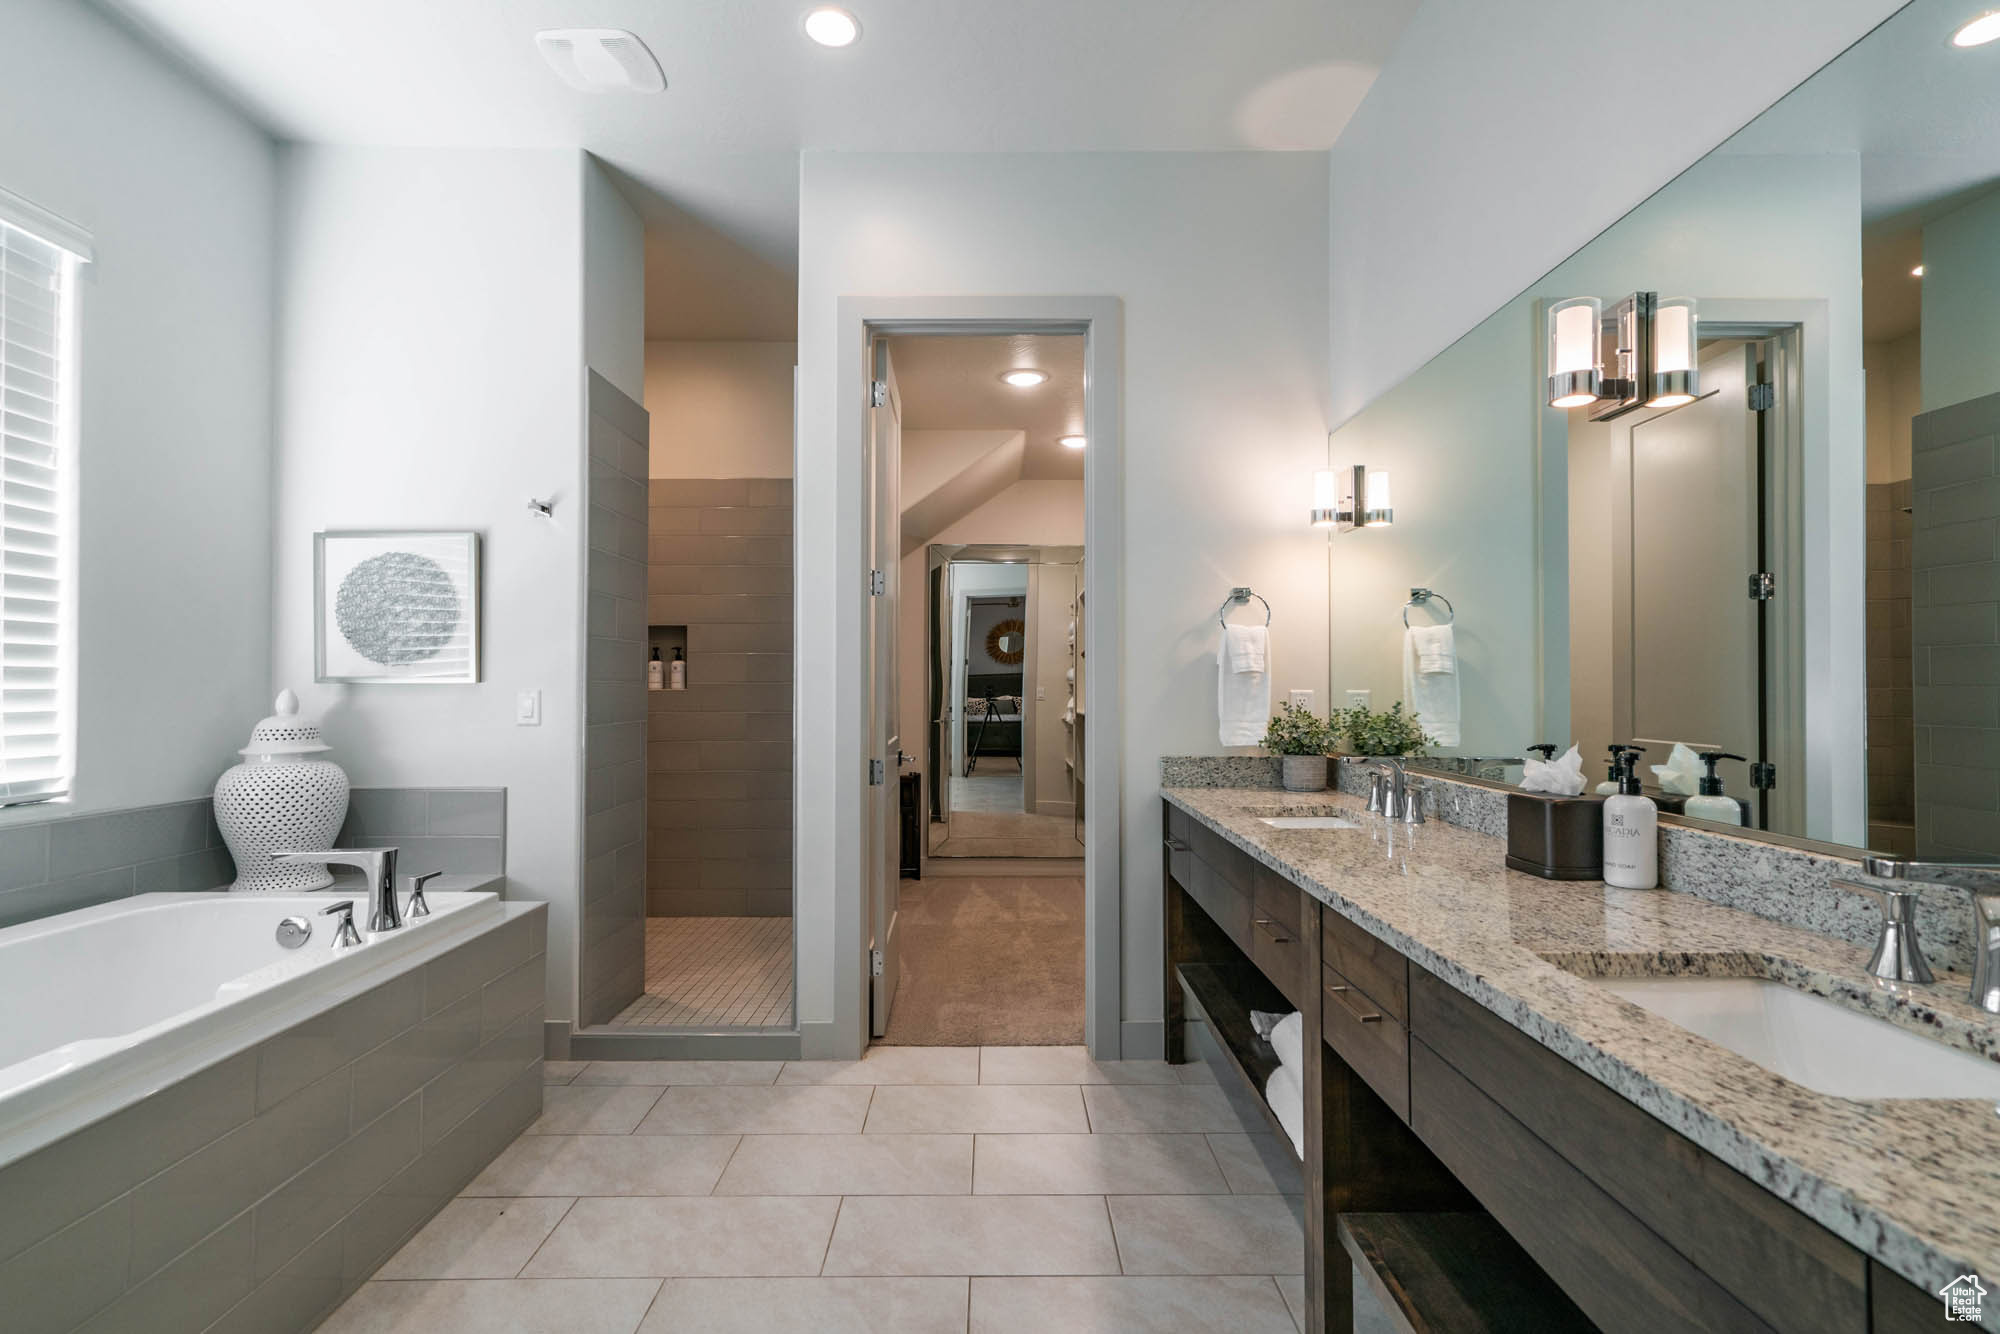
1160, 798, 1951, 1334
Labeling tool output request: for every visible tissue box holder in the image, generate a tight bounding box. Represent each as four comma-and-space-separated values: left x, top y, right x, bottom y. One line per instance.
1506, 792, 1605, 880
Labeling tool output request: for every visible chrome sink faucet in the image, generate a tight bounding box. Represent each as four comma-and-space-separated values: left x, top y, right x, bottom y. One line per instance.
274, 847, 403, 933
1368, 759, 1424, 826
1858, 855, 2000, 1013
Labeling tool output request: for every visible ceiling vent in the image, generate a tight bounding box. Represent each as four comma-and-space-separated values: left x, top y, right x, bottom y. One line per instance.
534, 29, 666, 94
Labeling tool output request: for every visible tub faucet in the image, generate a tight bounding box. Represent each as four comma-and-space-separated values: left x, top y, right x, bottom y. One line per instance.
1860, 855, 2000, 1012
275, 847, 403, 933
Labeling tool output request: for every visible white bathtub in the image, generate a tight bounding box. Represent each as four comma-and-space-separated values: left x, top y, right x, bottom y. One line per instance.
0, 886, 504, 1167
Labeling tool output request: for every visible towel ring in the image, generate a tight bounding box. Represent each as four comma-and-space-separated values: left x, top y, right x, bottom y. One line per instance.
1403, 587, 1454, 628
1217, 586, 1272, 628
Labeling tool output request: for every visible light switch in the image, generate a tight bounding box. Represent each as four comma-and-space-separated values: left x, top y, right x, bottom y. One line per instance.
1288, 689, 1314, 710
1037, 686, 1047, 700
516, 690, 541, 726
1346, 689, 1371, 710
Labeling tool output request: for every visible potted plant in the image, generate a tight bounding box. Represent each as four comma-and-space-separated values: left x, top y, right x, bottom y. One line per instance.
1262, 701, 1337, 792
1335, 700, 1432, 758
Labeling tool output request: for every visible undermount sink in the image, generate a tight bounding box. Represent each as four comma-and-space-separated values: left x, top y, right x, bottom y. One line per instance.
1257, 816, 1361, 830
1599, 976, 2000, 1101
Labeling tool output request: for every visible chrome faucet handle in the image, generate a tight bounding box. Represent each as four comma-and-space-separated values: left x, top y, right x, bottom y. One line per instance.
1365, 769, 1386, 815
1973, 894, 2000, 1014
319, 900, 362, 949
406, 871, 442, 920
1843, 879, 1935, 985
1400, 771, 1426, 826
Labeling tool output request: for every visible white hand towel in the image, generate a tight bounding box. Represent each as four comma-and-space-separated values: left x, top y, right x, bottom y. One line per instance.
1402, 628, 1460, 747
1265, 1063, 1305, 1158
1223, 623, 1268, 674
1269, 1010, 1302, 1072
1409, 623, 1456, 675
1218, 625, 1271, 746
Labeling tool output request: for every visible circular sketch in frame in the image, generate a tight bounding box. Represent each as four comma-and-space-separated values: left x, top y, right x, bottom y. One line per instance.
334, 551, 462, 666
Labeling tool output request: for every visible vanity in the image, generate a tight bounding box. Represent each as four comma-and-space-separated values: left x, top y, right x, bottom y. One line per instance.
1161, 777, 2000, 1333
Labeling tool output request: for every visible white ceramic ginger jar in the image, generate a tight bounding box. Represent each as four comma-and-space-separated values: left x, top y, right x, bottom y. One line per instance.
214, 690, 350, 891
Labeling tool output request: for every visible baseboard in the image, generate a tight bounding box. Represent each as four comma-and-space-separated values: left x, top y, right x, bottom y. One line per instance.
1120, 1019, 1166, 1060
568, 1028, 803, 1061
543, 1020, 572, 1060
798, 1019, 852, 1061
922, 857, 1085, 878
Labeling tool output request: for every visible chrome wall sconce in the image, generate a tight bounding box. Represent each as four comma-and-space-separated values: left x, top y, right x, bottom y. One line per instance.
1311, 465, 1393, 533
1544, 291, 1699, 419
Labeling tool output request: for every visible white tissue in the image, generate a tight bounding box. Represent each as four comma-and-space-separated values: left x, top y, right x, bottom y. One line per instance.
1265, 1063, 1304, 1158
1269, 1011, 1302, 1072
1519, 744, 1587, 796
1652, 742, 1704, 796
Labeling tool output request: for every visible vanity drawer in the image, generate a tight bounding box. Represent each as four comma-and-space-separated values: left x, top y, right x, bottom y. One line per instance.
1163, 804, 1193, 890
1249, 883, 1309, 1009
1185, 854, 1250, 951
1322, 962, 1409, 1120
1190, 821, 1255, 894
1252, 864, 1303, 933
1321, 908, 1408, 1022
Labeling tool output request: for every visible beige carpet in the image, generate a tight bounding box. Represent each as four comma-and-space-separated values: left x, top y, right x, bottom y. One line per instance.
879, 876, 1084, 1046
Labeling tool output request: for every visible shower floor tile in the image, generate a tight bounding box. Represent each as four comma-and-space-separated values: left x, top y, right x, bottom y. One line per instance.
611, 917, 795, 1029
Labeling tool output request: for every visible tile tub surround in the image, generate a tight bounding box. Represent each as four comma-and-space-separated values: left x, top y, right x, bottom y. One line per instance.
1159, 784, 2000, 1310
646, 476, 794, 919
0, 901, 547, 1334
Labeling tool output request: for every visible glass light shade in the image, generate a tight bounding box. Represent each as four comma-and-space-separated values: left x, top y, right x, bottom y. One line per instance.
1363, 470, 1393, 526
1649, 297, 1699, 406
1310, 468, 1338, 527
1546, 297, 1603, 408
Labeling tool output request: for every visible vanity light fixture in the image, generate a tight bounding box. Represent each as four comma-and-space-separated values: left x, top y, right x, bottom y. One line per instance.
1059, 434, 1087, 450
1647, 296, 1699, 407
804, 6, 862, 47
1546, 292, 1696, 420
1951, 9, 2000, 46
1545, 296, 1603, 409
1000, 368, 1049, 388
1314, 465, 1394, 532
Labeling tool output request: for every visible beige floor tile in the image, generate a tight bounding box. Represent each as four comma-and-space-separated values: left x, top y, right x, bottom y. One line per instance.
973, 1133, 1228, 1195
1082, 1084, 1244, 1133
979, 1046, 1179, 1085
523, 1196, 840, 1277
970, 1276, 1299, 1333
823, 1195, 1120, 1276
374, 1197, 576, 1279
638, 1277, 969, 1333
865, 1084, 1087, 1134
463, 1134, 739, 1197
1206, 1133, 1305, 1194
320, 1278, 661, 1334
528, 1085, 666, 1135
571, 1060, 782, 1086
1276, 1272, 1307, 1332
716, 1133, 973, 1195
543, 1061, 589, 1085
635, 1084, 873, 1134
1173, 1061, 1219, 1085
779, 1046, 980, 1085
1107, 1195, 1305, 1275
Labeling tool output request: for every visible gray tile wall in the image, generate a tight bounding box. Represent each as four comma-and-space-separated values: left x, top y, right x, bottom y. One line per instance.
0, 903, 546, 1334
581, 372, 651, 1026
647, 476, 795, 917
0, 787, 506, 930
1912, 390, 2000, 858
1866, 478, 1916, 852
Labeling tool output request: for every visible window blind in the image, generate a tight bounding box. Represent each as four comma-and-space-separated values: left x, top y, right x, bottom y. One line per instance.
0, 215, 80, 807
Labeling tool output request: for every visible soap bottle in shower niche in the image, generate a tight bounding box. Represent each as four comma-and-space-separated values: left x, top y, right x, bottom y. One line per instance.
1602, 751, 1659, 890
648, 646, 665, 691
669, 646, 686, 690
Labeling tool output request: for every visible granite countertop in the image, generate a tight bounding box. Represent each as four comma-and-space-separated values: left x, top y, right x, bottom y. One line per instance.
1162, 784, 2000, 1313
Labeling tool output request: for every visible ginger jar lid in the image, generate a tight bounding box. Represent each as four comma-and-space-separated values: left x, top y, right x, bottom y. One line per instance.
240, 689, 331, 758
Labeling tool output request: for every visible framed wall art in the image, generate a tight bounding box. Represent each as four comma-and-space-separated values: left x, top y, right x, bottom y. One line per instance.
314, 530, 481, 684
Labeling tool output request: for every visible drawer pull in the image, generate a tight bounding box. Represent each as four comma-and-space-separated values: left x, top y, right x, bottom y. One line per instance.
1163, 837, 1191, 852
1326, 981, 1383, 1024
1253, 917, 1294, 943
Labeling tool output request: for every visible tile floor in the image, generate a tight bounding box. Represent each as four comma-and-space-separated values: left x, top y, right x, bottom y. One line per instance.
323, 1045, 1307, 1333
611, 917, 794, 1029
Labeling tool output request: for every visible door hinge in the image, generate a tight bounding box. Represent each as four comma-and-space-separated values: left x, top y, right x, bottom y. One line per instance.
870, 948, 885, 978
871, 379, 889, 408
1747, 382, 1774, 412
1750, 761, 1778, 791
869, 758, 885, 785
1748, 572, 1775, 601
868, 569, 886, 596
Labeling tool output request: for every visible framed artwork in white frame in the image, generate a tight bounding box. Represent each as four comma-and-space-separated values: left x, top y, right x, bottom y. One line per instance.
314, 530, 481, 684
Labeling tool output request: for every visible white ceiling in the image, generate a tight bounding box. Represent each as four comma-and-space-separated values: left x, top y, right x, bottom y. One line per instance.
99, 0, 1416, 336
890, 334, 1086, 480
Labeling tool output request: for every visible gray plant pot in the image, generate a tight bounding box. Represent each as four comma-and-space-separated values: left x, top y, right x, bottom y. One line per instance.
1281, 754, 1329, 792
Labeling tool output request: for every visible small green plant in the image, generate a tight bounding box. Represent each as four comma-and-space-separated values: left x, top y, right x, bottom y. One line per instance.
1336, 700, 1431, 757
1262, 701, 1336, 756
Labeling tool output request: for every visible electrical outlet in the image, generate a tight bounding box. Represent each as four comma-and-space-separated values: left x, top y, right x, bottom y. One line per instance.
1346, 689, 1371, 711
1288, 689, 1313, 710
515, 690, 541, 726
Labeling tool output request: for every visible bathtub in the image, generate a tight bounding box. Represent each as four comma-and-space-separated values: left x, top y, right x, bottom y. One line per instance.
0, 886, 503, 1168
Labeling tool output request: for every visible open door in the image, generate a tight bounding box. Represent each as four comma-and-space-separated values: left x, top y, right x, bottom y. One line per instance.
867, 339, 903, 1037
928, 554, 955, 840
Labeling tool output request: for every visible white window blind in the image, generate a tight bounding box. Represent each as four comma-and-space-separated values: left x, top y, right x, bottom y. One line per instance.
1, 212, 82, 807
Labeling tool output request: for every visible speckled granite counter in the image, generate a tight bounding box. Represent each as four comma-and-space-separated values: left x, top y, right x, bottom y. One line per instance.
1162, 783, 2000, 1316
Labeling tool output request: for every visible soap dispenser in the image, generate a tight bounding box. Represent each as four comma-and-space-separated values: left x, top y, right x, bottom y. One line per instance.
1602, 751, 1659, 890
1685, 751, 1747, 827
648, 645, 665, 691
1595, 744, 1639, 797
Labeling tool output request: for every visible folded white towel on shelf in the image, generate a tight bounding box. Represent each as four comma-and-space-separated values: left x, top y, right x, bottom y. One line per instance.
1409, 623, 1456, 675
1402, 628, 1461, 747
1265, 1063, 1304, 1158
1218, 625, 1272, 746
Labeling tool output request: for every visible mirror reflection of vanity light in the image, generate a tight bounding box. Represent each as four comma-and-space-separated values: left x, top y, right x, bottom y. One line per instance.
1363, 470, 1394, 527
1647, 296, 1700, 407
1545, 296, 1604, 408
1310, 468, 1339, 527
1311, 464, 1394, 532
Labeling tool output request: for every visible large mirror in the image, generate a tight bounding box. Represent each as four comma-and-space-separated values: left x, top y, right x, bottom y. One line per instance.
1328, 0, 1998, 858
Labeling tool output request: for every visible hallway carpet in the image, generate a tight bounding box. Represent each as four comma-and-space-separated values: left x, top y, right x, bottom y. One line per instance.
881, 877, 1084, 1046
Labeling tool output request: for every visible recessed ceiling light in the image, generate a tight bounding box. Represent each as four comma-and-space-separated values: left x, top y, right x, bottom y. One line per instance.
804, 7, 862, 47
1913, 264, 1926, 277
1059, 435, 1087, 450
1000, 369, 1049, 388
534, 29, 666, 93
1953, 10, 2000, 45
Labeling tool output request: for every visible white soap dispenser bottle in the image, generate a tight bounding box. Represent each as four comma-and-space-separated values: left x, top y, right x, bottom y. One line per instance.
1684, 750, 1747, 827
647, 646, 665, 691
1602, 751, 1659, 890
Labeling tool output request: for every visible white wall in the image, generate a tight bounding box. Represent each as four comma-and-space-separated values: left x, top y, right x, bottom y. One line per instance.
1921, 187, 2000, 412
644, 341, 796, 478
583, 157, 644, 403
0, 0, 275, 820
1865, 332, 1921, 483
274, 146, 595, 1020
1326, 0, 1903, 426
799, 152, 1330, 1056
